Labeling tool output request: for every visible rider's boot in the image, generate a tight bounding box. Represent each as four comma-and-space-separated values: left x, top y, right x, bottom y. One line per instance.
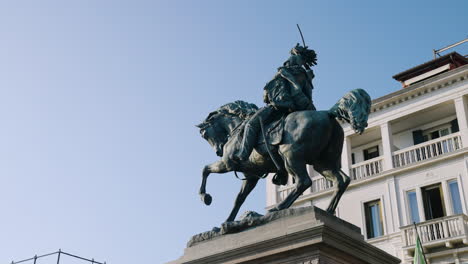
234, 124, 257, 162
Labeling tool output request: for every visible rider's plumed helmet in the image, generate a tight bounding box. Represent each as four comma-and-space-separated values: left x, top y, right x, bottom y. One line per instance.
290, 43, 317, 68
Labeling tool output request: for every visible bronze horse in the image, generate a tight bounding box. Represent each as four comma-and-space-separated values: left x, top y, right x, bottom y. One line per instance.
197, 89, 371, 222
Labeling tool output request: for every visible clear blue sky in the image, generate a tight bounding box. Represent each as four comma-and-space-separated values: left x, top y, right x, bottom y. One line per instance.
0, 1, 466, 263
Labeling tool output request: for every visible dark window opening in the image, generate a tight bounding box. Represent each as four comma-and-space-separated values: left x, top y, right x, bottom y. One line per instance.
451, 119, 459, 133
413, 130, 425, 145
351, 153, 356, 165
430, 130, 440, 140
422, 184, 445, 220
363, 146, 379, 161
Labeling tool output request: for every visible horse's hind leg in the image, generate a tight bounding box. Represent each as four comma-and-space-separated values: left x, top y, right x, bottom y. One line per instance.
269, 154, 311, 212
199, 160, 229, 205
317, 168, 350, 214
225, 175, 259, 222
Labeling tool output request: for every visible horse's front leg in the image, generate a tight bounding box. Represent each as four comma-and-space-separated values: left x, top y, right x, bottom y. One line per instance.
225, 175, 259, 222
199, 160, 229, 205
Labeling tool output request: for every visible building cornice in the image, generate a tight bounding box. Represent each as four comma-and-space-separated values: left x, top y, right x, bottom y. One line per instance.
371, 65, 468, 114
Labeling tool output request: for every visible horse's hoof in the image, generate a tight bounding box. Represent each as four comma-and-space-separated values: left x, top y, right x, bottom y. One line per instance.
201, 193, 212, 205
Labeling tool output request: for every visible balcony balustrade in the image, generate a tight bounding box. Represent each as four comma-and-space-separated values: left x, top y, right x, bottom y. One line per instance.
311, 177, 333, 193
277, 185, 293, 202
401, 214, 468, 248
350, 156, 384, 181
392, 132, 462, 168
277, 177, 333, 202
276, 132, 464, 202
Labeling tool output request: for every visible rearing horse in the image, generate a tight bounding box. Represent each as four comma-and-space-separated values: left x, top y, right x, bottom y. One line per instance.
197, 89, 371, 223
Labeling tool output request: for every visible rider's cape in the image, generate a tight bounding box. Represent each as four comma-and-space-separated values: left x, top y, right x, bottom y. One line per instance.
263, 65, 314, 113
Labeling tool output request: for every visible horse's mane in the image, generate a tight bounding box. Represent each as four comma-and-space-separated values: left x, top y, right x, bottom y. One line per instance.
197, 100, 258, 128
329, 89, 371, 132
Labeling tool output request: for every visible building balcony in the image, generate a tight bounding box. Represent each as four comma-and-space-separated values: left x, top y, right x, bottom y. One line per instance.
277, 176, 334, 203
392, 132, 462, 168
345, 131, 463, 183
343, 97, 467, 177
346, 133, 461, 183
346, 133, 462, 183
277, 176, 334, 202
351, 156, 384, 181
276, 133, 464, 202
401, 214, 468, 251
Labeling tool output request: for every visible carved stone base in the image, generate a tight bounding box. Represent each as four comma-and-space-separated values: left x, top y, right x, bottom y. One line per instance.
167, 206, 400, 264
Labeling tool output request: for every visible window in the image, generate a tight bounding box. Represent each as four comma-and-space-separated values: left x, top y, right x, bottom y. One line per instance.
351, 153, 356, 165
449, 180, 463, 214
363, 146, 379, 161
413, 121, 457, 145
424, 127, 450, 141
421, 184, 445, 220
364, 200, 384, 239
440, 128, 450, 137
423, 125, 452, 142
407, 191, 420, 223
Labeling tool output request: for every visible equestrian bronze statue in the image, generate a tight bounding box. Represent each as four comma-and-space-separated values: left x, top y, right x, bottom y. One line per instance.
196, 44, 372, 223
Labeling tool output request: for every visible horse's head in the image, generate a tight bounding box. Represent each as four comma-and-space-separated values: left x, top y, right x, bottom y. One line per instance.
197, 114, 229, 157
198, 101, 258, 157
333, 89, 371, 134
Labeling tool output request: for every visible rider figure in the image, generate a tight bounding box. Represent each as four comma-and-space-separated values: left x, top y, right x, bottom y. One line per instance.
234, 44, 317, 162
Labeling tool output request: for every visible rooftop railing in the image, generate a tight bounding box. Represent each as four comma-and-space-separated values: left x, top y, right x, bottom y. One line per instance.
9, 249, 106, 264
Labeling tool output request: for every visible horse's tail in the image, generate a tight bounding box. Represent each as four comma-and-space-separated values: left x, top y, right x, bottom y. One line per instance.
328, 89, 371, 134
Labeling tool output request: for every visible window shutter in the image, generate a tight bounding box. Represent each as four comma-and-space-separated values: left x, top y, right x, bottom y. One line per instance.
412, 130, 424, 145
363, 149, 369, 160
451, 119, 459, 133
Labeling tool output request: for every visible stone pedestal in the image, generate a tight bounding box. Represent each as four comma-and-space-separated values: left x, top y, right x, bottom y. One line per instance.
168, 206, 400, 264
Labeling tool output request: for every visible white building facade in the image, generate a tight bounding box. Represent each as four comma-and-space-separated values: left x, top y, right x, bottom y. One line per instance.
266, 52, 468, 264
